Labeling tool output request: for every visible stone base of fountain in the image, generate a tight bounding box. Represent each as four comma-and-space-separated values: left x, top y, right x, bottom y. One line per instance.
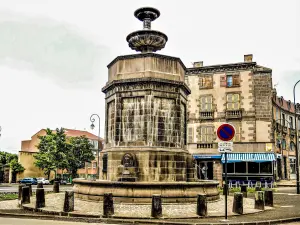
73, 179, 220, 204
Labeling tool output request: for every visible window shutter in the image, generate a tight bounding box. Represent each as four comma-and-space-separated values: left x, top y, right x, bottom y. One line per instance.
233, 75, 240, 86
220, 75, 227, 87
188, 127, 193, 143
199, 77, 204, 88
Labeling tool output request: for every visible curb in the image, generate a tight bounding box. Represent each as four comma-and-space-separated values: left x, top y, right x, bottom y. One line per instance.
1, 211, 300, 225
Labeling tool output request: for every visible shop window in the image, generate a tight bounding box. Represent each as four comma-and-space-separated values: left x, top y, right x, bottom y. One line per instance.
282, 139, 286, 150
226, 93, 240, 110
199, 95, 213, 111
223, 163, 234, 173
234, 162, 246, 173
260, 162, 272, 174
199, 75, 213, 89
290, 158, 296, 174
248, 162, 259, 173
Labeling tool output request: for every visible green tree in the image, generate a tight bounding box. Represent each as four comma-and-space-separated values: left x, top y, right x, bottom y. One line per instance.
67, 136, 95, 179
0, 151, 18, 165
34, 128, 57, 179
9, 159, 25, 173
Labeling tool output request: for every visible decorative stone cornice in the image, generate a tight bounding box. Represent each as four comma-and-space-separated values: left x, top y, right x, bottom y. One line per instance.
102, 77, 191, 95
107, 52, 186, 69
186, 62, 257, 74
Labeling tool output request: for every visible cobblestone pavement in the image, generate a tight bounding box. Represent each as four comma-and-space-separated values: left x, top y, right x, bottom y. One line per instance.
0, 192, 268, 218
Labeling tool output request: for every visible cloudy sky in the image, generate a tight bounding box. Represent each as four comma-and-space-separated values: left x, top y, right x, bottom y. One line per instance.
0, 0, 299, 153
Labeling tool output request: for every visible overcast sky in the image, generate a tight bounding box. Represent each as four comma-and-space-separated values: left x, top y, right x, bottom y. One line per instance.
0, 0, 299, 153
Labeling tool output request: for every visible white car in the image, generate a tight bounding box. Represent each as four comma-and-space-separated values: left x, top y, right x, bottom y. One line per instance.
37, 177, 50, 185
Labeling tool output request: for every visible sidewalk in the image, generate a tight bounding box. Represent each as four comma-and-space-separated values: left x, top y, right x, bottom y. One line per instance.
276, 180, 297, 187
1, 192, 300, 224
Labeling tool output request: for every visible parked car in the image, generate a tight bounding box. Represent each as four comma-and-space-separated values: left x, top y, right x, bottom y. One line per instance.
37, 177, 50, 185
50, 178, 67, 185
19, 177, 38, 185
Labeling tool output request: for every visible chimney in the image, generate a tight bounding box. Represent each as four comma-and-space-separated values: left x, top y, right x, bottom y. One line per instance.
193, 61, 203, 68
244, 54, 253, 62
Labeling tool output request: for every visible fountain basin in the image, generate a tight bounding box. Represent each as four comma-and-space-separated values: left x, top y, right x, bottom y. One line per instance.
73, 179, 220, 203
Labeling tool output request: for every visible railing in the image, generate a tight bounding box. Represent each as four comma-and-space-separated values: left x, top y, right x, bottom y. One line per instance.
225, 110, 242, 119
200, 111, 214, 120
197, 143, 214, 149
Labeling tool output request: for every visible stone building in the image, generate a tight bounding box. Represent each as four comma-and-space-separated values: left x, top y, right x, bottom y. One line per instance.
186, 54, 277, 183
18, 128, 103, 181
272, 92, 300, 180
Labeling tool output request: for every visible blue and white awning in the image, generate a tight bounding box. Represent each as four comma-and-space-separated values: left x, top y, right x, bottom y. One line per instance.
221, 153, 276, 163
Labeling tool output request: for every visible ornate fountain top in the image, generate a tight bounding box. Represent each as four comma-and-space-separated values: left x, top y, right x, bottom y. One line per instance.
126, 7, 168, 53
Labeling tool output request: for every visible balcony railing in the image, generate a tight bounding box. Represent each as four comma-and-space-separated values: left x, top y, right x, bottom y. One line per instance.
197, 143, 214, 149
200, 111, 214, 120
225, 110, 242, 119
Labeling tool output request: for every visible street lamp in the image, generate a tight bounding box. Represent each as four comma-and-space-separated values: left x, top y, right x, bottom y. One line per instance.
90, 114, 101, 180
293, 80, 300, 194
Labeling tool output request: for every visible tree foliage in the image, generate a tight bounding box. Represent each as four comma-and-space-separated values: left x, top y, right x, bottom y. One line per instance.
0, 151, 18, 165
9, 159, 25, 173
67, 136, 95, 178
34, 128, 95, 179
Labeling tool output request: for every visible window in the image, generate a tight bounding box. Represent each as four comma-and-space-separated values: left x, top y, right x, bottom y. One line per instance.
260, 162, 272, 174
289, 116, 294, 129
282, 114, 286, 126
230, 123, 241, 142
290, 142, 295, 151
199, 95, 213, 111
248, 162, 259, 173
282, 139, 286, 150
102, 153, 108, 172
188, 127, 194, 143
227, 74, 240, 87
290, 158, 296, 174
226, 93, 240, 110
199, 75, 213, 89
92, 162, 97, 168
199, 126, 214, 143
276, 107, 280, 120
235, 162, 247, 173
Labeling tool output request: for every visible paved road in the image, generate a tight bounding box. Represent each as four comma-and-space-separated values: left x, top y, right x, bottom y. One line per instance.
1, 217, 119, 225
0, 184, 72, 192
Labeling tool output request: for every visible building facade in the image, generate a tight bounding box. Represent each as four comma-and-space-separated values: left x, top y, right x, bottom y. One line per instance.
18, 128, 103, 181
272, 92, 300, 180
186, 54, 276, 183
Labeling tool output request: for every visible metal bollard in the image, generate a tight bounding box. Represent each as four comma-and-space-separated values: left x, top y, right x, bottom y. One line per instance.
196, 194, 207, 216
151, 194, 162, 218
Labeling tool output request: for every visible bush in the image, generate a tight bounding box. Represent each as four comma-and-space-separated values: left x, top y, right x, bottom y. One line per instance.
0, 193, 18, 201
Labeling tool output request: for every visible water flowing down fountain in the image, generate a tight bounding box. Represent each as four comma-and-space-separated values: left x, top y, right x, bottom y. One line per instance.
73, 7, 219, 203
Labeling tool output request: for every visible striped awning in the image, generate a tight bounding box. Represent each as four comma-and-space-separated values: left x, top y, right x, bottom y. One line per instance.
221, 153, 276, 163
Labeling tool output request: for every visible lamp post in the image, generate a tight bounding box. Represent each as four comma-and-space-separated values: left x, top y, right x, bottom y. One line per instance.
293, 80, 300, 194
90, 114, 100, 180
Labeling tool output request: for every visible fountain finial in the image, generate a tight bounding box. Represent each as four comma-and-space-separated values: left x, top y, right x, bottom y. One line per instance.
126, 7, 168, 53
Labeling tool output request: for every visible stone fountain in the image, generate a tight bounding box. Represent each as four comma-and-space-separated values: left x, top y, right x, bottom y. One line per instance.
73, 7, 219, 203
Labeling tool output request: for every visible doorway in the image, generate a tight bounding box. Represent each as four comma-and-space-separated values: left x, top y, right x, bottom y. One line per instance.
198, 161, 213, 180
283, 156, 288, 179
277, 158, 282, 180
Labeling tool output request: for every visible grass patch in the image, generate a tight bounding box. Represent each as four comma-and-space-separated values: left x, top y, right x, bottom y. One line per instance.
0, 193, 18, 201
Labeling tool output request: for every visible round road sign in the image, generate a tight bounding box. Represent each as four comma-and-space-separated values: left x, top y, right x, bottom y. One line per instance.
217, 123, 235, 141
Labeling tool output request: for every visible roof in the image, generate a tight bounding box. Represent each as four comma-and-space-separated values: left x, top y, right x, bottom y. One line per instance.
186, 62, 272, 75
273, 95, 299, 114
31, 128, 103, 141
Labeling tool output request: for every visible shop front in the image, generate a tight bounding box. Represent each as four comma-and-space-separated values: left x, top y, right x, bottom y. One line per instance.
193, 155, 222, 181
221, 153, 276, 182
289, 156, 296, 180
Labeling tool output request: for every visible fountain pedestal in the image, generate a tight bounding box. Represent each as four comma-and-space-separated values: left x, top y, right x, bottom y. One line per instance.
73, 7, 220, 204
